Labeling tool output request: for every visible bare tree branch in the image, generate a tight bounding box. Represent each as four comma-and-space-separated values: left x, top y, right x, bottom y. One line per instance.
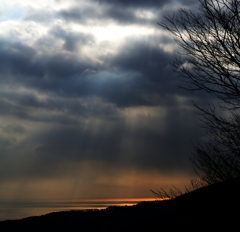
159, 0, 240, 184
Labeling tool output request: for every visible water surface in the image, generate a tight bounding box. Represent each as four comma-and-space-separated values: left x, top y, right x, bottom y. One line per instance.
0, 198, 156, 221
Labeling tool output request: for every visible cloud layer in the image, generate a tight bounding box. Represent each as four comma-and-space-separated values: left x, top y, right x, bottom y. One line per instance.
0, 0, 207, 202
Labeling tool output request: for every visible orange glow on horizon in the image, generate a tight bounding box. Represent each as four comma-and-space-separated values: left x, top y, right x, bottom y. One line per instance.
53, 197, 166, 204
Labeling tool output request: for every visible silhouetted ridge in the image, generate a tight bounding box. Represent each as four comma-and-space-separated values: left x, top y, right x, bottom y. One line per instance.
1, 177, 240, 231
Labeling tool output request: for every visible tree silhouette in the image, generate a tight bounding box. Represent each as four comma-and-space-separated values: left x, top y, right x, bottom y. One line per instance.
159, 0, 240, 184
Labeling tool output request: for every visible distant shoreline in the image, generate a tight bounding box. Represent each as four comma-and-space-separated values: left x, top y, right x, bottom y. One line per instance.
1, 178, 240, 230
0, 197, 157, 221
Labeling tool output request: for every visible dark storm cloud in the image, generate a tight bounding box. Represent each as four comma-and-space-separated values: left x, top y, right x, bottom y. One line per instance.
92, 0, 171, 8
57, 5, 97, 24
0, 38, 93, 85
0, 39, 87, 83
0, 136, 15, 151
107, 39, 174, 80
0, 29, 206, 132
0, 97, 30, 119
0, 124, 25, 156
56, 0, 199, 26
50, 26, 96, 52
27, 101, 204, 176
0, 0, 209, 186
104, 7, 138, 24
1, 124, 26, 134
0, 32, 180, 112
0, 26, 95, 76
0, 22, 211, 118
0, 93, 74, 124
59, 5, 155, 25
92, 0, 198, 8
0, 40, 39, 76
34, 125, 123, 161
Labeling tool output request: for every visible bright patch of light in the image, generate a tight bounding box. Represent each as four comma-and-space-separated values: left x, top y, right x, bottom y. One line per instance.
120, 106, 167, 133
158, 43, 177, 53
73, 22, 157, 43
122, 106, 166, 118
0, 3, 25, 22
135, 9, 156, 20
1, 0, 64, 10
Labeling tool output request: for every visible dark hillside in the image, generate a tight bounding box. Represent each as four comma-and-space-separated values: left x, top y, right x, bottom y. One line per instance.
1, 177, 239, 231
171, 177, 240, 227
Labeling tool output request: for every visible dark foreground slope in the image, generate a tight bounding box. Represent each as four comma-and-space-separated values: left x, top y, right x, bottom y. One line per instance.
1, 177, 240, 231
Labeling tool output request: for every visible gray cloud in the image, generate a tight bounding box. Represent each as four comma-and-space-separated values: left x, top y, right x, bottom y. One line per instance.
1, 124, 26, 134
0, 0, 209, 202
58, 6, 155, 25
0, 34, 181, 112
92, 0, 172, 8
0, 102, 203, 182
55, 0, 199, 26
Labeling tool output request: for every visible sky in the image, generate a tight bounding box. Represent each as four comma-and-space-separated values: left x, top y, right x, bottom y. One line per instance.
0, 0, 208, 204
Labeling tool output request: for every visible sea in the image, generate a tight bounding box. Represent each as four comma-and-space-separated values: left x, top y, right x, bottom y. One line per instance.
0, 198, 156, 221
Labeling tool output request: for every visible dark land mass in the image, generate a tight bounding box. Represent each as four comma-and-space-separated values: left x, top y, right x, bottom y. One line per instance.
1, 177, 240, 231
